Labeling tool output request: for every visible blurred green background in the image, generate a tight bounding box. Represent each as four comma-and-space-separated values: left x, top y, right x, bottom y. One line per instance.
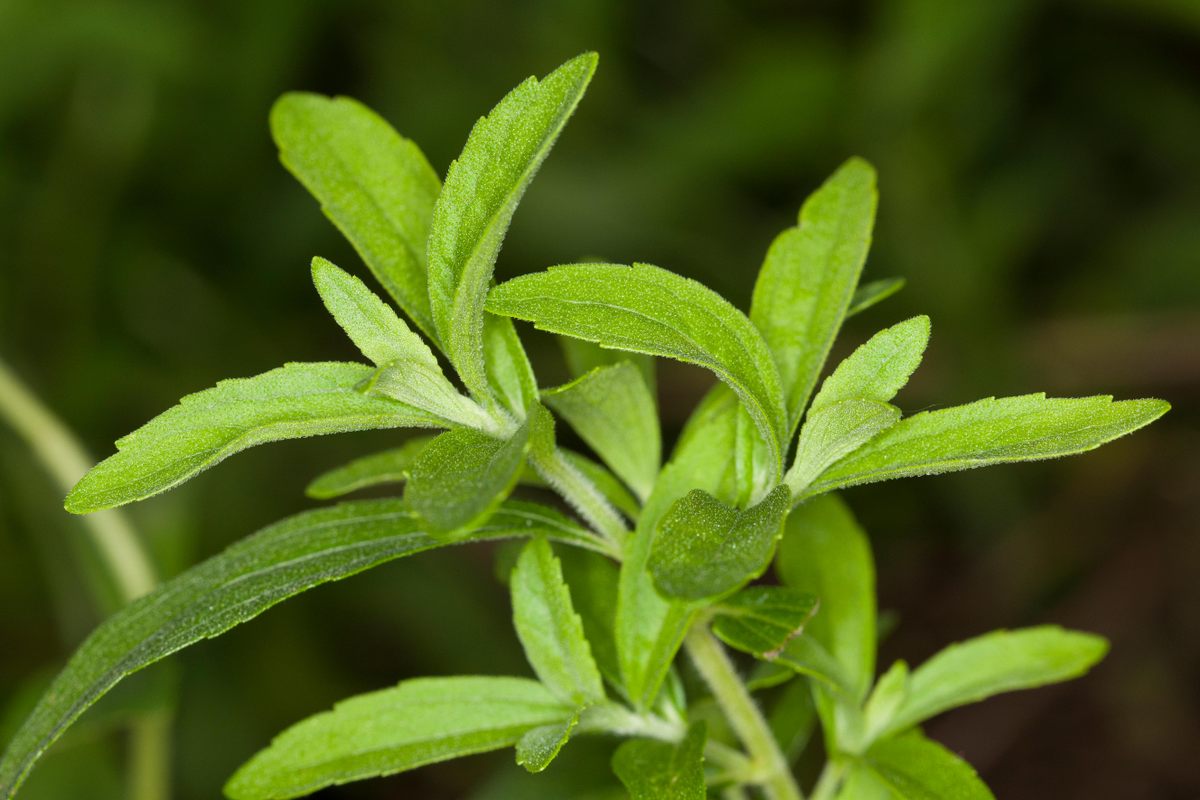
1, 0, 1197, 797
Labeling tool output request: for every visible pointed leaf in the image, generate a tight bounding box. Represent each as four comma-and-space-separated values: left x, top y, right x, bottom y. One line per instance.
483, 315, 539, 417
556, 548, 623, 695
0, 500, 576, 798
809, 316, 930, 414
511, 540, 605, 706
226, 677, 573, 800
515, 710, 581, 774
847, 278, 905, 318
778, 494, 876, 699
427, 53, 596, 399
543, 361, 660, 500
65, 363, 440, 514
712, 586, 818, 657
489, 261, 788, 470
860, 732, 994, 800
649, 485, 791, 602
805, 394, 1171, 498
750, 158, 878, 430
560, 337, 656, 395
862, 661, 909, 744
786, 399, 900, 496
405, 424, 529, 533
305, 437, 434, 499
271, 93, 440, 339
611, 722, 706, 800
360, 360, 500, 432
879, 626, 1108, 739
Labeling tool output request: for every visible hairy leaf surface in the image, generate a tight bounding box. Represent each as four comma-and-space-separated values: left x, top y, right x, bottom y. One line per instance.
808, 316, 930, 414
305, 437, 434, 499
712, 586, 818, 658
787, 400, 900, 496
859, 732, 994, 800
611, 722, 706, 800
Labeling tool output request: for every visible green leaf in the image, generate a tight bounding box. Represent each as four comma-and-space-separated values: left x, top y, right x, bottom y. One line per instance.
483, 315, 539, 417
808, 316, 930, 414
749, 158, 878, 431
489, 261, 788, 471
305, 437, 434, 499
515, 710, 581, 774
271, 92, 441, 340
859, 732, 994, 800
611, 722, 706, 800
226, 677, 573, 800
311, 257, 437, 368
405, 424, 529, 533
65, 363, 440, 514
805, 394, 1171, 498
862, 661, 909, 745
711, 586, 818, 657
0, 500, 577, 798
878, 626, 1108, 739
559, 336, 656, 395
511, 539, 606, 706
360, 359, 501, 433
786, 400, 901, 496
719, 623, 856, 699
427, 53, 596, 400
846, 278, 905, 318
556, 548, 623, 696
649, 486, 791, 602
543, 361, 660, 501
778, 494, 876, 700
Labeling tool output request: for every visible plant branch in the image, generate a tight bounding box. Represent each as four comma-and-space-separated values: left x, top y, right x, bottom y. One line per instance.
685, 624, 803, 800
529, 445, 628, 552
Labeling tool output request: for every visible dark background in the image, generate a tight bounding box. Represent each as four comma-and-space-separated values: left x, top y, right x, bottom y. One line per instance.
1, 1, 1197, 798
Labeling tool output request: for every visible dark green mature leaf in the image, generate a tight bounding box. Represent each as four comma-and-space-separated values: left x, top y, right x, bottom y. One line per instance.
749, 158, 878, 431
511, 540, 606, 706
271, 92, 441, 339
878, 627, 1108, 739
778, 495, 876, 700
488, 262, 789, 471
786, 400, 900, 496
543, 361, 660, 501
808, 316, 930, 414
405, 424, 529, 533
515, 710, 581, 774
305, 437, 434, 499
65, 363, 440, 514
611, 722, 706, 800
847, 278, 905, 318
649, 486, 791, 602
712, 586, 818, 658
860, 732, 994, 800
0, 501, 582, 798
226, 677, 573, 800
427, 53, 596, 400
805, 394, 1171, 498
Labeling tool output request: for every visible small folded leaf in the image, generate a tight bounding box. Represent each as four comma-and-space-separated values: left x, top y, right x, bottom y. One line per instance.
862, 661, 909, 745
808, 316, 930, 414
0, 500, 580, 798
483, 315, 539, 417
712, 586, 819, 658
859, 732, 994, 800
361, 360, 500, 432
311, 257, 439, 368
65, 363, 440, 514
878, 626, 1108, 739
778, 494, 876, 700
749, 158, 878, 431
511, 540, 606, 706
847, 277, 905, 318
649, 485, 791, 602
226, 677, 573, 800
717, 621, 855, 699
515, 709, 581, 773
556, 548, 623, 694
427, 53, 596, 400
405, 424, 529, 533
305, 437, 434, 499
806, 394, 1170, 498
271, 93, 441, 339
543, 361, 660, 500
611, 722, 706, 800
786, 399, 900, 496
488, 261, 789, 471
560, 336, 656, 394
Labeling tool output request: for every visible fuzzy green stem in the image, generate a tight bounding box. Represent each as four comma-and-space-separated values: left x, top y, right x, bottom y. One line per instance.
128, 708, 172, 800
529, 446, 628, 551
685, 625, 803, 800
809, 759, 846, 800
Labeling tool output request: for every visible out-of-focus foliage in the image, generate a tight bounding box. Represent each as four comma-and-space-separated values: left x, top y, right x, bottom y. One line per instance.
1, 1, 1196, 797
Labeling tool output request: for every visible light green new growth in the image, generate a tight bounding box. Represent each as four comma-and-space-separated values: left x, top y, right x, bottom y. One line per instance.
65, 362, 441, 514
7, 51, 1172, 800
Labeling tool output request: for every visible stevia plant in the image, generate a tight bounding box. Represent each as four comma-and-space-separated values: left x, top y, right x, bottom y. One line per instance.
0, 52, 1169, 800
